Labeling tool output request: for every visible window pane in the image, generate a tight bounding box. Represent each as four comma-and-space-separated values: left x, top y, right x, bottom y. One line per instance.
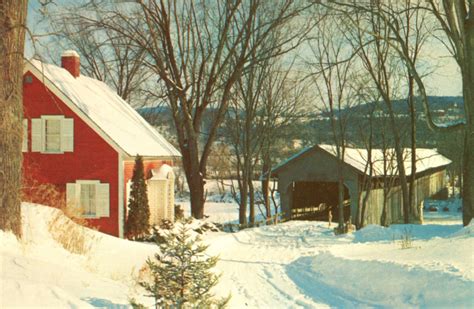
46, 119, 60, 134
45, 119, 61, 152
80, 184, 96, 216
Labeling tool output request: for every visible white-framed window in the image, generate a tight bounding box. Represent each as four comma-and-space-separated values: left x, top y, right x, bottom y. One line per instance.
45, 118, 61, 152
66, 180, 110, 218
31, 115, 74, 153
80, 183, 97, 217
22, 119, 28, 152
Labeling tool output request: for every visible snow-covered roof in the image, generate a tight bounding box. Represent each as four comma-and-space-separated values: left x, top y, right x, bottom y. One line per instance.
272, 144, 451, 177
150, 164, 174, 180
25, 59, 181, 158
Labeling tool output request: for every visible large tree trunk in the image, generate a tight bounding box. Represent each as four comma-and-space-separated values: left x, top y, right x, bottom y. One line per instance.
337, 147, 345, 228
262, 173, 271, 219
358, 151, 373, 229
381, 191, 389, 227
407, 76, 418, 220
248, 178, 255, 226
337, 177, 345, 228
261, 152, 271, 220
239, 174, 248, 225
188, 175, 205, 219
462, 15, 474, 226
180, 141, 205, 219
0, 0, 27, 238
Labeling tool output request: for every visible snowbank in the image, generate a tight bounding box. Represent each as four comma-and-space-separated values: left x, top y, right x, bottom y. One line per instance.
353, 223, 463, 243
1, 202, 472, 308
287, 252, 473, 308
1, 203, 157, 308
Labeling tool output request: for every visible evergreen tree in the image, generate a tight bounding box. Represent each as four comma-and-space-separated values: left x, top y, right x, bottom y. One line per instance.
137, 223, 229, 308
125, 155, 150, 239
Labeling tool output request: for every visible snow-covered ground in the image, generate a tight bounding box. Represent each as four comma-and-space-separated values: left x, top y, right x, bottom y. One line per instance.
1, 200, 473, 308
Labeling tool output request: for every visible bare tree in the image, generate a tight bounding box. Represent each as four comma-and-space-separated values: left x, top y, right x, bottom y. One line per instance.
345, 2, 414, 224
259, 66, 306, 222
226, 54, 305, 225
354, 87, 378, 228
307, 13, 359, 230
34, 11, 152, 107
323, 0, 472, 225
72, 0, 311, 219
0, 0, 28, 238
423, 0, 473, 225
393, 0, 432, 219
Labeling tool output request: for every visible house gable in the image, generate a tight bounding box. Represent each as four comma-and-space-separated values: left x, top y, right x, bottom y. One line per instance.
24, 59, 181, 158
24, 62, 125, 156
22, 71, 121, 236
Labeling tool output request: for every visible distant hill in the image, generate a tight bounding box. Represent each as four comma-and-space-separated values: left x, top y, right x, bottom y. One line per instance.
137, 105, 171, 116
138, 96, 464, 119
322, 96, 464, 118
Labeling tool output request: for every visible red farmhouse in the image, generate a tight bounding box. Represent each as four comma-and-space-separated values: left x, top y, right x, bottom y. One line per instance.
22, 50, 181, 238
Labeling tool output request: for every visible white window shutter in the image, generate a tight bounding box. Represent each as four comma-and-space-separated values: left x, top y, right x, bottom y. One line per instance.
66, 183, 78, 209
126, 180, 132, 206
31, 118, 43, 152
22, 119, 28, 152
96, 183, 110, 217
61, 118, 74, 152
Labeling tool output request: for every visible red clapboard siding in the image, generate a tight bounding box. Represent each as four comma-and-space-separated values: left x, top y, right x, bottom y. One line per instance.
22, 71, 120, 236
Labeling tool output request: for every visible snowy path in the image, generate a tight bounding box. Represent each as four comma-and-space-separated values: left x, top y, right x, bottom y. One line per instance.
208, 226, 328, 308
208, 222, 474, 308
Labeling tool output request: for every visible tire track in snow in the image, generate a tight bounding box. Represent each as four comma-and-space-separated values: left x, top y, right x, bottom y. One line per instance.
212, 223, 336, 308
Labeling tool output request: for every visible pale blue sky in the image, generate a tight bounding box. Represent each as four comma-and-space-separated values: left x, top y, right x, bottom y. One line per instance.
25, 1, 462, 97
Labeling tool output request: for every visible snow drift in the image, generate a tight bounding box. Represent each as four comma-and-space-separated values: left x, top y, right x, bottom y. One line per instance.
0, 203, 156, 308
1, 203, 472, 308
287, 252, 473, 308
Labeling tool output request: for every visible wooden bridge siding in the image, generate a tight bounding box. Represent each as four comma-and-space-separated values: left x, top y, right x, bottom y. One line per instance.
360, 169, 447, 225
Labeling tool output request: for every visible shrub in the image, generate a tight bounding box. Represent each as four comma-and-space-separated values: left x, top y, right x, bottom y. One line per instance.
48, 210, 96, 255
134, 223, 229, 308
125, 155, 151, 239
398, 228, 413, 250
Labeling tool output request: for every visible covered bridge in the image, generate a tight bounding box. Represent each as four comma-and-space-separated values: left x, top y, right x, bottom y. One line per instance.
270, 144, 451, 225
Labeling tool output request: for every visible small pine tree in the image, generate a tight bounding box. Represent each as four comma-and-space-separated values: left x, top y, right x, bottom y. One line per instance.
137, 223, 229, 308
125, 155, 151, 239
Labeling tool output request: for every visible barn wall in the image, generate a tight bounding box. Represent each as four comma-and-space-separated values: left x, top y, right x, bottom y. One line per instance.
23, 71, 120, 236
360, 169, 447, 225
359, 187, 402, 225
276, 149, 359, 219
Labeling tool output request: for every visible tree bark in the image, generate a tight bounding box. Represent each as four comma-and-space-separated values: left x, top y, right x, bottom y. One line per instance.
462, 13, 474, 226
239, 172, 248, 226
407, 76, 418, 220
248, 177, 255, 226
0, 0, 27, 238
187, 174, 205, 219
261, 152, 271, 220
180, 142, 205, 219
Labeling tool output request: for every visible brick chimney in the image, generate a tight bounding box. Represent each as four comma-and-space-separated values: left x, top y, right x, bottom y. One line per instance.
61, 50, 80, 78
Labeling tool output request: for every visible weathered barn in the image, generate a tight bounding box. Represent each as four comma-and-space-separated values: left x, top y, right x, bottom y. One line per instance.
270, 144, 451, 225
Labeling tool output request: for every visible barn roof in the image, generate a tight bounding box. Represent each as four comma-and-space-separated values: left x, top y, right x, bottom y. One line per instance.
25, 59, 181, 158
271, 144, 451, 177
